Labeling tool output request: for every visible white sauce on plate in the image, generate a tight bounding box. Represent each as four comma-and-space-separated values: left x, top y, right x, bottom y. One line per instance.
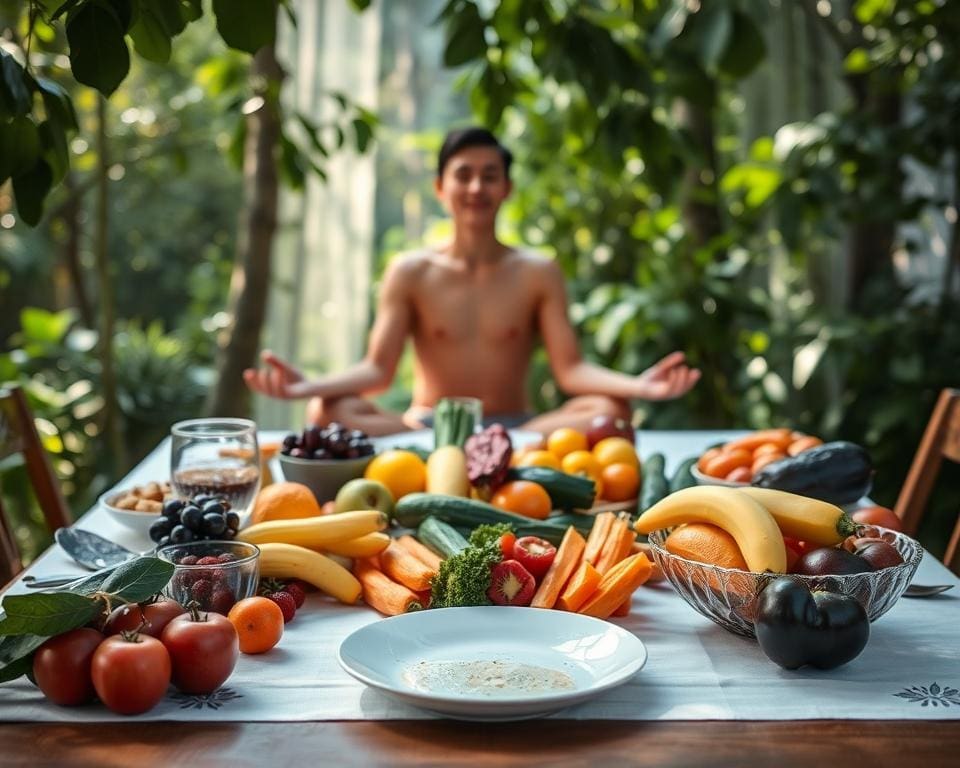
403, 660, 575, 698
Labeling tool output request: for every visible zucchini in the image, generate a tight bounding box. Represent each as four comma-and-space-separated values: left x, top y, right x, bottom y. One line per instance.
394, 493, 570, 544
751, 441, 873, 505
417, 516, 469, 558
546, 512, 596, 535
639, 453, 668, 512
506, 466, 596, 510
669, 456, 698, 493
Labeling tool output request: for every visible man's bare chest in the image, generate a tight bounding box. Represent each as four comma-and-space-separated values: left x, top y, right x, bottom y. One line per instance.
411, 283, 537, 346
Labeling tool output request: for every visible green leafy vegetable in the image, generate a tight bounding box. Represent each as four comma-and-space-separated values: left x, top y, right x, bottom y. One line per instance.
430, 524, 513, 609
468, 523, 512, 549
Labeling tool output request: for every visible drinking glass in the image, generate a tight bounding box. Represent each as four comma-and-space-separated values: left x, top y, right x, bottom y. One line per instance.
170, 418, 261, 518
439, 396, 484, 432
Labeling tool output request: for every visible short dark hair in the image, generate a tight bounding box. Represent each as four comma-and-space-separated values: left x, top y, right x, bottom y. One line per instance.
437, 127, 513, 178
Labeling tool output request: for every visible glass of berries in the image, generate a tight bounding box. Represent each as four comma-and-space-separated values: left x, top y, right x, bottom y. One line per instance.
157, 540, 261, 616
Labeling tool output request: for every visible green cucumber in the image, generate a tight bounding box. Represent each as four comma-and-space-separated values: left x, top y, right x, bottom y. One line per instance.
416, 516, 469, 558
506, 467, 596, 510
639, 453, 668, 511
546, 512, 596, 535
394, 493, 570, 545
669, 456, 698, 493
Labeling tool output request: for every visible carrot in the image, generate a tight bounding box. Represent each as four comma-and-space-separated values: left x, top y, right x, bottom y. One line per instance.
353, 559, 423, 616
379, 540, 436, 592
397, 534, 443, 571
531, 526, 586, 609
583, 512, 615, 565
556, 561, 602, 612
595, 517, 635, 574
578, 552, 653, 619
611, 599, 631, 617
723, 428, 792, 453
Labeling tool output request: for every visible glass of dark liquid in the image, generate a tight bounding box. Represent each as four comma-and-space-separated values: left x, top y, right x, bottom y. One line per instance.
170, 418, 261, 520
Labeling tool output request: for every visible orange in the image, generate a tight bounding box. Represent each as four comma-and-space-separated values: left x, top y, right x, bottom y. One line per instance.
599, 463, 640, 502
517, 450, 562, 470
364, 450, 426, 500
546, 428, 588, 460
561, 449, 601, 479
228, 597, 284, 654
249, 481, 322, 525
490, 481, 552, 520
664, 523, 748, 570
592, 437, 639, 469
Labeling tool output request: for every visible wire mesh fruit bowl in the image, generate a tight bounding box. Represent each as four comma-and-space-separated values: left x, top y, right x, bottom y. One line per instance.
646, 527, 923, 637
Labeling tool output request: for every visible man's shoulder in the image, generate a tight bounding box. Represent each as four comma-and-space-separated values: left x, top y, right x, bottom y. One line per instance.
384, 250, 435, 281
508, 248, 563, 280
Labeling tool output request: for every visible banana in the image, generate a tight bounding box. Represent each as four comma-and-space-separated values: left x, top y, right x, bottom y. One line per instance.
321, 531, 392, 558
633, 486, 787, 573
735, 487, 856, 545
237, 509, 387, 548
258, 542, 361, 604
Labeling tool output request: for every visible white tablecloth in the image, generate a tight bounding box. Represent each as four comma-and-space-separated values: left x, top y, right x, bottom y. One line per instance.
1, 431, 958, 722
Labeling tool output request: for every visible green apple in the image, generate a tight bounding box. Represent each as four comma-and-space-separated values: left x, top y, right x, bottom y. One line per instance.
334, 478, 395, 516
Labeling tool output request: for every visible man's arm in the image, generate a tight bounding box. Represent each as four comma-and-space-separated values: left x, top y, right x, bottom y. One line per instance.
536, 260, 700, 401
244, 257, 414, 400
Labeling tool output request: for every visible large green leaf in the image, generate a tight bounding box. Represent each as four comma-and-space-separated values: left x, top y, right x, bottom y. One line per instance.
0, 635, 48, 683
39, 120, 70, 183
0, 51, 32, 119
1, 117, 41, 182
0, 592, 99, 637
12, 159, 53, 226
696, 5, 732, 75
66, 0, 131, 96
130, 2, 174, 63
212, 0, 278, 55
718, 12, 766, 79
37, 77, 79, 131
443, 2, 487, 67
99, 557, 174, 603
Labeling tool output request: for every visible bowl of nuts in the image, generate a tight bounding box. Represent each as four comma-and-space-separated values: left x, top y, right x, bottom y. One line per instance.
99, 481, 173, 537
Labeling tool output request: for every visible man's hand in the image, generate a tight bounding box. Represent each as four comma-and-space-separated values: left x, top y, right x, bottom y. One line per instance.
634, 351, 701, 401
243, 350, 311, 400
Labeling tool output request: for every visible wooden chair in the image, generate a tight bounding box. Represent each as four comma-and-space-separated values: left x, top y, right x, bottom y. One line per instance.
0, 386, 72, 584
894, 388, 960, 573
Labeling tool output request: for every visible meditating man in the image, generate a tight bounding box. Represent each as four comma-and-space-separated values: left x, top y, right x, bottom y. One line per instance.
244, 127, 700, 435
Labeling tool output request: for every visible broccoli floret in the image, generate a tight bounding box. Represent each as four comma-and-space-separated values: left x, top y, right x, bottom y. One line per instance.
468, 523, 512, 549
431, 536, 505, 608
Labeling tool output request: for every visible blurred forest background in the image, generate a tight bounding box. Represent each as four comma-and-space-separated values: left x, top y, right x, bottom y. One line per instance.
1, 0, 958, 564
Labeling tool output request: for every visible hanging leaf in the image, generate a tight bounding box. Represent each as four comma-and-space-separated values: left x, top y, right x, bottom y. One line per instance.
212, 0, 278, 55
279, 134, 306, 189
98, 557, 174, 603
2, 117, 41, 181
0, 592, 99, 637
718, 12, 766, 78
13, 158, 53, 226
48, 0, 83, 23
352, 117, 373, 153
348, 0, 372, 10
39, 120, 70, 184
696, 5, 733, 76
443, 2, 487, 67
0, 52, 32, 119
66, 0, 131, 96
129, 3, 174, 63
37, 77, 79, 131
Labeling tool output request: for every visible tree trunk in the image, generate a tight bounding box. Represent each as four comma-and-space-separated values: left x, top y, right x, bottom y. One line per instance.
95, 96, 125, 468
61, 173, 94, 328
677, 93, 724, 254
205, 44, 284, 418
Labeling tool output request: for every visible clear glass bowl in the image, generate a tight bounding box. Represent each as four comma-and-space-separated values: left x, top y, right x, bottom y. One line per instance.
157, 540, 260, 615
647, 527, 923, 637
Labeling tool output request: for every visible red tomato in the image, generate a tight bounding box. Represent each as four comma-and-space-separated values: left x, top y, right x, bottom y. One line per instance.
32, 628, 103, 706
91, 633, 171, 715
511, 536, 557, 580
160, 609, 239, 694
104, 599, 186, 638
851, 505, 903, 532
499, 532, 517, 560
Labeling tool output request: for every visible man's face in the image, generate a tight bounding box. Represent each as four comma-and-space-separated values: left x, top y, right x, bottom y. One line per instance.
435, 146, 512, 227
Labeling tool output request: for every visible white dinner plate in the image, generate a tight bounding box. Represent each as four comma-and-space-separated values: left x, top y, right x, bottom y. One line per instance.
338, 606, 647, 721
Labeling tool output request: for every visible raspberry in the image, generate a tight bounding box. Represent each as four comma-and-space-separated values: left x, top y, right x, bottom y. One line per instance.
217, 553, 237, 563
284, 582, 306, 609
196, 556, 221, 566
178, 555, 199, 566
267, 591, 297, 623
210, 589, 236, 615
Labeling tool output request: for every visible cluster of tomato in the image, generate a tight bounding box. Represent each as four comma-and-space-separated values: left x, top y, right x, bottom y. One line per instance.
32, 598, 238, 715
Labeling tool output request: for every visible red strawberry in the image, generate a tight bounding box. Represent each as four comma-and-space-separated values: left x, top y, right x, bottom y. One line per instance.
283, 582, 306, 609
267, 591, 297, 623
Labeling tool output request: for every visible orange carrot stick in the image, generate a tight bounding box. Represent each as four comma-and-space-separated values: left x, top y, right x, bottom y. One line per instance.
583, 512, 615, 565
595, 517, 633, 574
578, 552, 653, 619
397, 534, 443, 571
378, 540, 436, 592
531, 526, 586, 609
611, 598, 631, 617
353, 559, 423, 616
556, 561, 602, 612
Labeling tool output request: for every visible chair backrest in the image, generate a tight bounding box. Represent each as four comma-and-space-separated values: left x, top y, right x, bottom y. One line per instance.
0, 386, 72, 584
894, 388, 960, 573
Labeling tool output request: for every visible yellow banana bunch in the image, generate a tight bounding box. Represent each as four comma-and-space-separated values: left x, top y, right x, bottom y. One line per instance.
736, 487, 856, 545
634, 486, 787, 573
237, 509, 387, 548
321, 531, 392, 558
258, 542, 361, 604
